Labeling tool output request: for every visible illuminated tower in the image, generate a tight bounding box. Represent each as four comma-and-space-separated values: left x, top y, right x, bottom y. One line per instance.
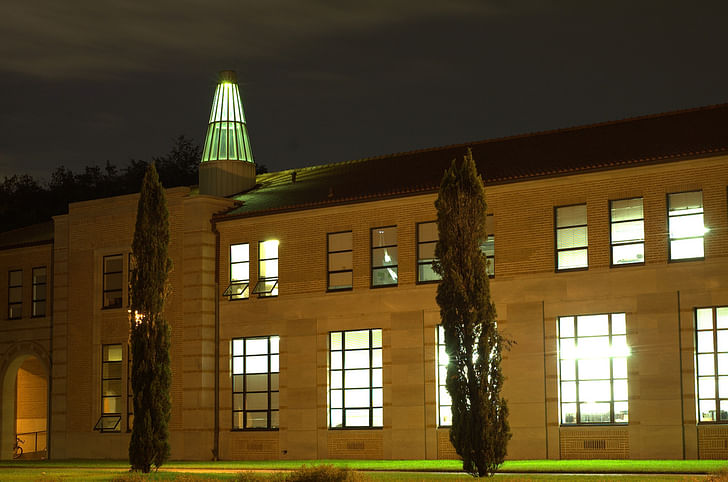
199, 70, 256, 196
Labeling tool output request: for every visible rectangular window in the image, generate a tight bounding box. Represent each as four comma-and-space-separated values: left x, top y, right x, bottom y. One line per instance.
252, 240, 279, 297
695, 307, 728, 423
669, 191, 705, 260
32, 267, 47, 317
436, 325, 452, 426
95, 344, 122, 432
610, 198, 644, 265
8, 269, 22, 319
481, 214, 495, 278
329, 329, 383, 428
223, 243, 250, 300
232, 336, 280, 430
371, 226, 397, 287
556, 204, 588, 270
127, 346, 133, 431
417, 222, 440, 283
102, 255, 123, 309
558, 313, 629, 424
328, 231, 353, 291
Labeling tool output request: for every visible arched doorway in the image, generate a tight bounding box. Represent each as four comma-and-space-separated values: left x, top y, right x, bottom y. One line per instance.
1, 344, 49, 460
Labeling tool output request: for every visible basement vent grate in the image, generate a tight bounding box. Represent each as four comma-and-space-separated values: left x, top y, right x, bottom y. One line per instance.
583, 439, 606, 450
346, 441, 365, 450
247, 443, 264, 451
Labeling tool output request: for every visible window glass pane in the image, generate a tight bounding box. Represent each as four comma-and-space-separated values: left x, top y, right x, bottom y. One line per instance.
345, 350, 370, 369
700, 399, 717, 421
373, 267, 398, 286
699, 377, 715, 399
104, 345, 123, 362
345, 409, 370, 427
105, 272, 122, 291
418, 243, 436, 260
579, 380, 611, 401
246, 412, 268, 428
611, 198, 643, 222
697, 354, 715, 376
245, 355, 268, 373
614, 402, 628, 423
344, 369, 370, 388
561, 403, 577, 424
344, 389, 370, 408
560, 360, 575, 380
372, 329, 382, 347
330, 332, 342, 350
245, 393, 268, 410
330, 389, 342, 408
372, 348, 382, 368
104, 256, 123, 273
557, 205, 587, 227
697, 331, 714, 353
372, 227, 396, 247
271, 354, 279, 372
260, 259, 278, 279
246, 338, 269, 355
440, 406, 452, 426
561, 381, 576, 402
557, 226, 588, 249
558, 249, 588, 270
613, 357, 627, 378
578, 358, 611, 379
9, 270, 22, 285
329, 271, 353, 290
612, 220, 644, 244
372, 388, 383, 406
259, 240, 279, 259
330, 409, 343, 428
330, 371, 342, 389
717, 308, 728, 329
719, 376, 728, 398
328, 232, 352, 252
345, 330, 370, 350
9, 286, 21, 303
270, 336, 280, 354
614, 380, 628, 400
718, 354, 728, 375
373, 408, 383, 427
33, 267, 47, 284
331, 352, 342, 369
418, 222, 437, 242
697, 308, 714, 330
671, 238, 705, 260
418, 264, 439, 282
559, 317, 575, 338
577, 314, 609, 336
372, 247, 398, 267
580, 402, 611, 423
717, 330, 728, 352
669, 214, 705, 238
246, 374, 268, 392
329, 251, 352, 271
612, 313, 626, 334
233, 375, 243, 392
439, 386, 452, 405
612, 244, 644, 265
231, 244, 249, 263
231, 263, 249, 282
232, 339, 245, 357
669, 191, 702, 213
578, 336, 610, 356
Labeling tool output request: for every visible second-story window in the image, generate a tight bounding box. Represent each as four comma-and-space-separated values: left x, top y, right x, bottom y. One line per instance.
224, 243, 250, 300
668, 191, 705, 261
610, 198, 644, 266
8, 269, 22, 319
103, 255, 123, 309
328, 231, 353, 291
417, 222, 440, 283
32, 267, 47, 317
480, 214, 495, 277
371, 226, 397, 287
253, 240, 279, 297
555, 204, 588, 271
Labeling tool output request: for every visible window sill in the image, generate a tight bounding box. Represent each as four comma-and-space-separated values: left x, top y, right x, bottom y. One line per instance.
231, 428, 280, 432
555, 267, 589, 273
610, 261, 645, 268
370, 283, 398, 289
560, 422, 628, 427
327, 287, 353, 293
328, 426, 383, 431
668, 257, 705, 263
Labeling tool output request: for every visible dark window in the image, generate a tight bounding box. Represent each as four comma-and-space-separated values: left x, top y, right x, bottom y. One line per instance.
32, 267, 47, 317
232, 336, 280, 430
328, 231, 353, 291
610, 198, 644, 265
223, 243, 250, 299
102, 255, 123, 309
558, 313, 629, 424
668, 191, 705, 260
695, 307, 728, 423
417, 222, 440, 283
371, 227, 397, 287
252, 240, 279, 297
329, 329, 383, 428
95, 344, 122, 432
8, 270, 22, 319
555, 204, 588, 270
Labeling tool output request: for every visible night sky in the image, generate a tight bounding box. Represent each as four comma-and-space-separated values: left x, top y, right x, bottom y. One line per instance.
2, 1, 728, 180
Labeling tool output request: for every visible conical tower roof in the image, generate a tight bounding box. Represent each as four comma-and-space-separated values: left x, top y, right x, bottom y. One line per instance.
201, 70, 254, 163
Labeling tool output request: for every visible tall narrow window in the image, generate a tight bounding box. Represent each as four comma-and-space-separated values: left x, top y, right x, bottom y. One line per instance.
558, 313, 629, 424
232, 336, 280, 430
94, 344, 122, 432
103, 255, 123, 309
329, 329, 383, 428
436, 325, 452, 426
555, 204, 588, 270
8, 269, 22, 319
32, 267, 47, 317
695, 307, 728, 423
481, 214, 495, 277
252, 240, 279, 297
371, 226, 397, 287
328, 231, 353, 291
417, 222, 440, 283
127, 345, 133, 431
668, 191, 705, 260
610, 198, 644, 265
224, 243, 250, 299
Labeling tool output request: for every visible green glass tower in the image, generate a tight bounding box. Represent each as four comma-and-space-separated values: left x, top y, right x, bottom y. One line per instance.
199, 70, 257, 197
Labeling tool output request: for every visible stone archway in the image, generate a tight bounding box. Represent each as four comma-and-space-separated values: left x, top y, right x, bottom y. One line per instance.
0, 342, 49, 460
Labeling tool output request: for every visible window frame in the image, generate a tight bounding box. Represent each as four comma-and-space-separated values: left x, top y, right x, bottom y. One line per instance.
31, 266, 47, 318
327, 231, 353, 292
667, 190, 705, 262
252, 240, 279, 297
102, 254, 124, 309
609, 197, 645, 267
436, 325, 452, 427
694, 306, 728, 424
231, 335, 280, 431
95, 343, 122, 433
8, 269, 22, 320
554, 204, 589, 272
371, 226, 398, 288
482, 214, 495, 278
557, 312, 629, 425
416, 221, 440, 284
329, 328, 383, 429
224, 243, 250, 300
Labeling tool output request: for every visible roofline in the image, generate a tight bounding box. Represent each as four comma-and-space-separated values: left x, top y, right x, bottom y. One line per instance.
0, 239, 54, 252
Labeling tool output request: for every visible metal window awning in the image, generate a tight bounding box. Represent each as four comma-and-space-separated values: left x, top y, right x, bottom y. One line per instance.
93, 414, 121, 433
223, 281, 249, 299
252, 279, 278, 295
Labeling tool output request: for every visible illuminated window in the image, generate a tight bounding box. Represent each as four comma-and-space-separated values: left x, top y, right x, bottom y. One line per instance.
695, 307, 728, 423
556, 205, 588, 270
480, 214, 495, 278
252, 240, 279, 297
558, 313, 629, 424
328, 231, 353, 291
95, 344, 122, 432
8, 269, 22, 319
232, 336, 280, 430
436, 325, 452, 426
32, 267, 47, 317
102, 255, 123, 309
371, 227, 397, 287
223, 243, 250, 300
329, 329, 383, 428
610, 198, 644, 265
417, 222, 440, 283
669, 191, 705, 260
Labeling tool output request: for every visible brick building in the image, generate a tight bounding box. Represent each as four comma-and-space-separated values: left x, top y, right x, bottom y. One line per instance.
1, 71, 727, 460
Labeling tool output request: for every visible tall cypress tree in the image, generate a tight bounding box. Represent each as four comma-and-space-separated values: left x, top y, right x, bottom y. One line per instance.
434, 149, 511, 477
129, 163, 172, 473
